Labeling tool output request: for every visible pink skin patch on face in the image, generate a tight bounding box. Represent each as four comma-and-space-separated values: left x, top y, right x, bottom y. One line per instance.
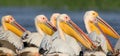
38, 16, 47, 23
42, 17, 48, 22
64, 16, 70, 22
9, 18, 13, 23
65, 16, 68, 19
10, 17, 12, 20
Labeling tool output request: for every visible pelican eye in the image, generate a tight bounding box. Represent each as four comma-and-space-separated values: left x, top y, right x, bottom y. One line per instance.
92, 13, 96, 15
42, 17, 45, 20
65, 16, 68, 20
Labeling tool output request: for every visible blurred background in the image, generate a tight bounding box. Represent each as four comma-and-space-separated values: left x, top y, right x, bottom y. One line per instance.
0, 0, 120, 11
0, 0, 120, 46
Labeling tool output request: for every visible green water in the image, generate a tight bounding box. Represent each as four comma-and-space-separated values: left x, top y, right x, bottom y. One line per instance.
0, 0, 120, 11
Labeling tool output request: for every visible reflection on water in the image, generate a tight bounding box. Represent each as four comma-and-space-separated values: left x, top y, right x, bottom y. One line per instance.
0, 7, 120, 46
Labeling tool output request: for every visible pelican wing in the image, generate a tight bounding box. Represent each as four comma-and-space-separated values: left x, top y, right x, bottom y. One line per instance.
40, 34, 76, 56
50, 38, 76, 56
39, 32, 58, 53
40, 31, 64, 52
27, 32, 44, 47
0, 40, 17, 53
65, 34, 81, 55
97, 34, 108, 53
40, 35, 52, 51
0, 30, 23, 50
51, 31, 59, 40
53, 31, 78, 53
88, 31, 108, 53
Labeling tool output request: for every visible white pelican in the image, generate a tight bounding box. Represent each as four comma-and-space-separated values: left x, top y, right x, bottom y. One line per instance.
50, 13, 83, 53
39, 14, 96, 56
53, 14, 95, 48
50, 13, 60, 27
0, 15, 26, 54
84, 10, 120, 54
25, 15, 57, 48
43, 13, 81, 55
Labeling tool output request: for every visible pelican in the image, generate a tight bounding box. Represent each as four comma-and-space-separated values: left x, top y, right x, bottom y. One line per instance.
50, 14, 98, 54
39, 14, 96, 56
50, 13, 60, 27
84, 10, 120, 54
50, 13, 82, 55
1, 15, 42, 56
25, 15, 57, 48
0, 15, 28, 55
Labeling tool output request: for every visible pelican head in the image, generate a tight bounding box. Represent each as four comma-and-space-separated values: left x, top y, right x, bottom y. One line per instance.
35, 15, 57, 36
84, 11, 98, 23
84, 10, 120, 39
57, 14, 96, 50
50, 13, 60, 27
2, 15, 26, 37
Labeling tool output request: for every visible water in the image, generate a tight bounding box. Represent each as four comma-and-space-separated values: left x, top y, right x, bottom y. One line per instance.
0, 7, 120, 47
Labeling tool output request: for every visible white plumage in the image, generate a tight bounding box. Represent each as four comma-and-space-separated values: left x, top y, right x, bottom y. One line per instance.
0, 30, 23, 50
88, 31, 108, 53
26, 32, 44, 47
40, 32, 76, 56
